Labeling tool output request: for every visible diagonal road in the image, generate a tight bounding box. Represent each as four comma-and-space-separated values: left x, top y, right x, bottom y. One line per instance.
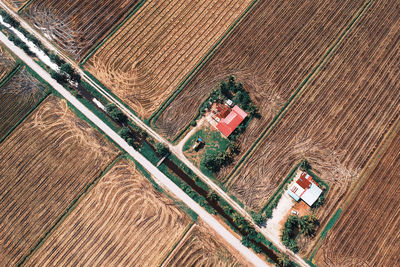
0, 30, 270, 267
0, 3, 309, 266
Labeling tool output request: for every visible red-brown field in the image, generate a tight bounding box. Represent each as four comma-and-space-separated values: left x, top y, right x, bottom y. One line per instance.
0, 96, 119, 265
27, 159, 192, 267
313, 128, 400, 266
163, 223, 248, 267
85, 0, 254, 118
0, 67, 48, 139
22, 0, 139, 60
227, 0, 400, 223
156, 0, 366, 148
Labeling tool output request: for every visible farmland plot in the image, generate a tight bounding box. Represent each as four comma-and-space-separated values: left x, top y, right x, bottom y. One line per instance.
0, 67, 47, 140
0, 44, 15, 80
0, 96, 119, 265
227, 0, 400, 222
156, 0, 366, 174
85, 0, 254, 118
27, 159, 192, 267
163, 223, 248, 267
314, 130, 400, 266
22, 0, 139, 60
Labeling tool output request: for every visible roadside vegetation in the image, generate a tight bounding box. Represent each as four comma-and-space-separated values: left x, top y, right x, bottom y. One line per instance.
282, 215, 320, 253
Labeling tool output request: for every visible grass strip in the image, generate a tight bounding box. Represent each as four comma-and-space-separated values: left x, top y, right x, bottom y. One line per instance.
17, 154, 123, 266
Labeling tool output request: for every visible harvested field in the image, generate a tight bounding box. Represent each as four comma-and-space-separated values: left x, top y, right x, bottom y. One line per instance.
22, 0, 139, 60
156, 0, 366, 167
85, 0, 254, 118
163, 223, 248, 267
3, 0, 29, 11
313, 130, 400, 266
27, 159, 192, 267
0, 96, 119, 265
227, 0, 400, 222
0, 44, 15, 80
0, 67, 47, 140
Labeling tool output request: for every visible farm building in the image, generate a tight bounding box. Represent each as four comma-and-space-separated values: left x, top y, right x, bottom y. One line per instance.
288, 172, 322, 206
215, 105, 247, 137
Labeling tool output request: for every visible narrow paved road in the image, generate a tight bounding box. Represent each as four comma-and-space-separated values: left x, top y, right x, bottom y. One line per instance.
0, 32, 270, 267
0, 4, 309, 266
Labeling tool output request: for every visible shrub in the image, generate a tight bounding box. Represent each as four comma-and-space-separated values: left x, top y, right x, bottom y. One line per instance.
106, 104, 127, 124
155, 143, 169, 157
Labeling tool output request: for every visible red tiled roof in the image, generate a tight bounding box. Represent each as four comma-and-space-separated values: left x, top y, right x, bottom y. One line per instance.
216, 105, 247, 137
296, 172, 312, 190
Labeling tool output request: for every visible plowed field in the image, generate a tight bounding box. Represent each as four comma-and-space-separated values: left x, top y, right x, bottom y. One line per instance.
22, 0, 139, 60
156, 0, 366, 144
314, 129, 400, 266
85, 0, 254, 118
163, 223, 248, 267
0, 44, 14, 80
0, 97, 119, 265
0, 67, 47, 140
27, 159, 191, 267
228, 0, 400, 219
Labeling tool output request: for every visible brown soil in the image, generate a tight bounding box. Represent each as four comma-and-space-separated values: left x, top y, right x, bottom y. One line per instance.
85, 0, 254, 118
3, 0, 29, 11
156, 0, 365, 151
163, 222, 249, 267
228, 0, 400, 226
313, 126, 400, 266
0, 67, 47, 139
0, 96, 119, 265
22, 0, 139, 60
26, 159, 192, 267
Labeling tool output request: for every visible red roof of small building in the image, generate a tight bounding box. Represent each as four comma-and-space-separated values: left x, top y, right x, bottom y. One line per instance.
296, 172, 312, 190
215, 103, 231, 119
216, 105, 247, 137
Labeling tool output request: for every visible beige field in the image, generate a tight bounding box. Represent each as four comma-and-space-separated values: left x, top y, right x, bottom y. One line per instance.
0, 96, 119, 265
27, 159, 192, 266
163, 223, 249, 267
85, 0, 254, 118
0, 44, 14, 80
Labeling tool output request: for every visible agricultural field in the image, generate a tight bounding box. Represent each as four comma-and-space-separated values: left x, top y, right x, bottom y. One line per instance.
85, 0, 255, 118
155, 0, 367, 170
21, 0, 140, 60
313, 129, 400, 266
0, 67, 48, 140
27, 159, 192, 266
163, 223, 248, 267
3, 0, 29, 11
227, 0, 400, 227
0, 96, 119, 265
0, 44, 15, 80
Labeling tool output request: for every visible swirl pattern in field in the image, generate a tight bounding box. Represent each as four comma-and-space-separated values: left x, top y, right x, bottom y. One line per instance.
0, 96, 119, 265
27, 159, 192, 267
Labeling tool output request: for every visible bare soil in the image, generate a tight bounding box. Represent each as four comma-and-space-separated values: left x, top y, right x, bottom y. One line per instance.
0, 96, 119, 265
156, 0, 366, 182
85, 0, 254, 118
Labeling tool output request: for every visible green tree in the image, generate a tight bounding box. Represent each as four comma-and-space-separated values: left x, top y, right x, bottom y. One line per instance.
300, 159, 311, 171
155, 143, 169, 157
277, 253, 291, 267
251, 212, 266, 226
106, 104, 127, 124
207, 191, 219, 202
50, 70, 67, 84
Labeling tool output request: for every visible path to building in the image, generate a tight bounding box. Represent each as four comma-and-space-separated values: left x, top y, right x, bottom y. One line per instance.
0, 31, 270, 267
0, 3, 309, 266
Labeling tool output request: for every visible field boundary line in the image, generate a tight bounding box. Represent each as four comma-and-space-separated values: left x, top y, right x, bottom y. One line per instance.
17, 0, 34, 13
79, 0, 146, 65
17, 154, 124, 266
0, 61, 21, 86
159, 223, 196, 267
148, 0, 261, 126
226, 0, 374, 188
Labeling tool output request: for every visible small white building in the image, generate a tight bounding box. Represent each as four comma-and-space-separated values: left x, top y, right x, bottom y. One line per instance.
287, 172, 322, 206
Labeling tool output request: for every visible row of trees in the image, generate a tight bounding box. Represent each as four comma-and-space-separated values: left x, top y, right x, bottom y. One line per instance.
282, 215, 320, 253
